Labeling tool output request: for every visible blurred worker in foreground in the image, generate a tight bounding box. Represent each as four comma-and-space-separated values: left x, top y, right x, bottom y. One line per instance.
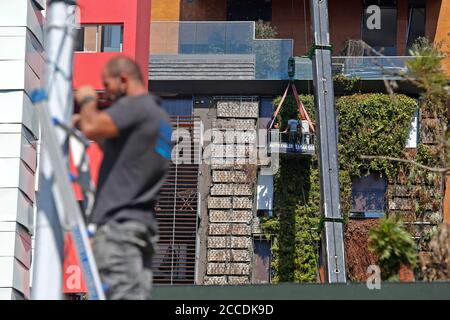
74, 55, 172, 300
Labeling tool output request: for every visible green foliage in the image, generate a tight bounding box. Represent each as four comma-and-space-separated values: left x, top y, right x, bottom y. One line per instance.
261, 157, 321, 283
263, 93, 419, 282
407, 38, 449, 167
407, 38, 449, 108
255, 20, 278, 39
337, 94, 418, 177
369, 217, 418, 281
333, 73, 361, 93
262, 38, 449, 283
254, 20, 281, 78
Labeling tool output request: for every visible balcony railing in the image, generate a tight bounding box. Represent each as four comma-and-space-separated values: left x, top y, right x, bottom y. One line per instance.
150, 22, 416, 81
268, 130, 315, 155
150, 21, 293, 80
293, 56, 415, 80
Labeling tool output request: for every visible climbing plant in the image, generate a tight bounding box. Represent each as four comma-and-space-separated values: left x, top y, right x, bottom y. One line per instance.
262, 93, 419, 282
337, 93, 418, 177
262, 95, 320, 283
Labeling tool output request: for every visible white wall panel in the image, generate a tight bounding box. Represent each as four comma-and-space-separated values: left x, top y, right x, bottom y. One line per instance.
0, 222, 32, 268
0, 61, 40, 96
0, 288, 25, 300
0, 35, 27, 60
0, 129, 37, 171
0, 27, 43, 77
0, 257, 30, 298
0, 91, 39, 137
0, 158, 35, 202
0, 188, 34, 231
0, 0, 44, 44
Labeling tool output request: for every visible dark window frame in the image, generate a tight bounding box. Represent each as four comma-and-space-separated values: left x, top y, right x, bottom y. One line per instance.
406, 0, 426, 51
361, 0, 398, 56
75, 24, 124, 53
350, 172, 387, 219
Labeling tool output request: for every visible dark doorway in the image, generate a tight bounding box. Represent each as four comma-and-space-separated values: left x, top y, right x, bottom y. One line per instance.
227, 0, 272, 21
253, 238, 271, 283
362, 0, 398, 55
406, 0, 426, 50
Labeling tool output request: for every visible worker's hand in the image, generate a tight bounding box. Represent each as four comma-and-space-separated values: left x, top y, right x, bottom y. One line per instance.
75, 86, 98, 105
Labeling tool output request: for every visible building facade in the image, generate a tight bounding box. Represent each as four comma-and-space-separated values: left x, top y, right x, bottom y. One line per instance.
0, 0, 44, 299
1, 0, 449, 299
149, 0, 450, 285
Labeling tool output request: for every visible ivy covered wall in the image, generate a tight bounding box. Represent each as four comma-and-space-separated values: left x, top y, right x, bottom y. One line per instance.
261, 93, 434, 282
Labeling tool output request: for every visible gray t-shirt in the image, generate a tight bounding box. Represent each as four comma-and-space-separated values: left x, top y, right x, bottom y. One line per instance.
90, 94, 172, 234
287, 119, 299, 132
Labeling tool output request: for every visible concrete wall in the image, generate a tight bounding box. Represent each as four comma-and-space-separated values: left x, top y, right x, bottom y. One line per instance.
272, 0, 362, 56
151, 0, 181, 20
203, 101, 259, 286
427, 0, 450, 73
0, 0, 43, 299
74, 0, 152, 90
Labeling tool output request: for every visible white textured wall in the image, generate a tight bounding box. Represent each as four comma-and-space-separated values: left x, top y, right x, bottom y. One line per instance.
0, 0, 43, 299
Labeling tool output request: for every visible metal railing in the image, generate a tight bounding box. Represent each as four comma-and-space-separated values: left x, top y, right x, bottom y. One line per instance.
293, 56, 415, 80
150, 21, 293, 80
268, 130, 316, 155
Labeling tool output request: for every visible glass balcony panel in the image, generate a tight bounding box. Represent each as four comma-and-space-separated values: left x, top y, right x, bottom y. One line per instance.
151, 21, 292, 79
150, 21, 180, 54
194, 22, 226, 54
225, 22, 253, 54
179, 23, 197, 54
254, 39, 293, 80
291, 56, 414, 80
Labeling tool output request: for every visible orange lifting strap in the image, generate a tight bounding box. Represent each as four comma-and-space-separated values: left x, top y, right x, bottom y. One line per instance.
268, 82, 315, 133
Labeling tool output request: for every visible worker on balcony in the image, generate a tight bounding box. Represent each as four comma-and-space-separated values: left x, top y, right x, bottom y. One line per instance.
73, 55, 172, 300
284, 114, 300, 152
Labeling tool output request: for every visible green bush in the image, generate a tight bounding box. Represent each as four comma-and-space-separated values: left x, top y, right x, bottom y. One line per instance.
336, 93, 418, 177
369, 217, 417, 281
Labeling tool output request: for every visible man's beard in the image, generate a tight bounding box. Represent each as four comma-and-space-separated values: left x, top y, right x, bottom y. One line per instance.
109, 89, 127, 102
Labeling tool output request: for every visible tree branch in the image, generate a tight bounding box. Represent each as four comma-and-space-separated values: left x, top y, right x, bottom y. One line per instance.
360, 155, 450, 174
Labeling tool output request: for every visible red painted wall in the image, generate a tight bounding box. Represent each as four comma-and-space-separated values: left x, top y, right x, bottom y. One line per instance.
73, 0, 151, 186
73, 0, 151, 90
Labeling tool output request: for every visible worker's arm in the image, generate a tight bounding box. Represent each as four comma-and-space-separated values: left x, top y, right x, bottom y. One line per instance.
75, 86, 119, 142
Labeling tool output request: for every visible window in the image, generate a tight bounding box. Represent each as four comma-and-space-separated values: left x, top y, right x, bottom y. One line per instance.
259, 98, 274, 118
227, 0, 272, 21
161, 98, 193, 116
253, 238, 271, 283
362, 0, 397, 55
406, 0, 426, 50
75, 24, 123, 52
350, 173, 386, 218
405, 109, 420, 148
256, 170, 274, 216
